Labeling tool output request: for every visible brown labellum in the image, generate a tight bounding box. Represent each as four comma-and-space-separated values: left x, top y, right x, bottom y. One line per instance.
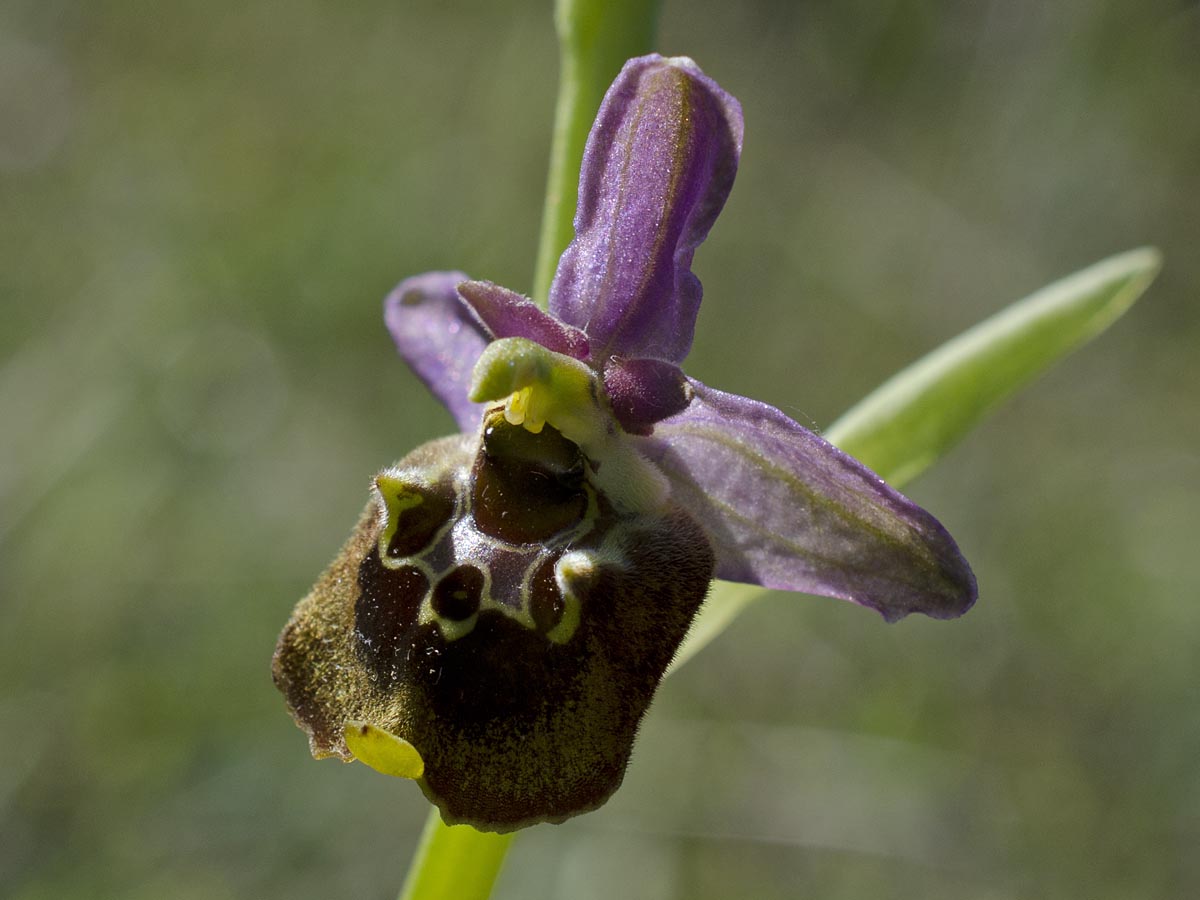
273, 417, 714, 832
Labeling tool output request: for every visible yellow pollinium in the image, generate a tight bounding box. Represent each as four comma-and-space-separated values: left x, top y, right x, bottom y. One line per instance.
343, 721, 425, 779
469, 338, 604, 447
503, 384, 546, 433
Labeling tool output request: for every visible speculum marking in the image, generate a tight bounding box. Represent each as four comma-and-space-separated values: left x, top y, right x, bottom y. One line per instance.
354, 549, 429, 684
529, 556, 566, 634
376, 476, 456, 559
432, 565, 484, 620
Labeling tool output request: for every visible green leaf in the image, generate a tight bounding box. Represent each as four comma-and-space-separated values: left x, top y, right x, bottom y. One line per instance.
398, 810, 515, 900
669, 581, 762, 674
826, 247, 1162, 485
673, 248, 1160, 672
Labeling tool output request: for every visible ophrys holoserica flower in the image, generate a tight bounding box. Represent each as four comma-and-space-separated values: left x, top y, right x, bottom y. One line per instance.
273, 55, 976, 833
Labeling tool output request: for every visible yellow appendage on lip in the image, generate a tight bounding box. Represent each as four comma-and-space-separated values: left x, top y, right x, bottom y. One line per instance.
343, 721, 425, 779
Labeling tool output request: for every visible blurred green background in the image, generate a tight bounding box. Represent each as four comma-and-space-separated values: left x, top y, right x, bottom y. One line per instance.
2, 1, 1198, 898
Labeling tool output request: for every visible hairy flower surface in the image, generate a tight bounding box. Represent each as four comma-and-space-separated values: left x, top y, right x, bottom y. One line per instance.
274, 55, 977, 833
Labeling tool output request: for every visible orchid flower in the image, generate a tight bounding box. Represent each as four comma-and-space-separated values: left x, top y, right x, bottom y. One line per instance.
273, 55, 976, 834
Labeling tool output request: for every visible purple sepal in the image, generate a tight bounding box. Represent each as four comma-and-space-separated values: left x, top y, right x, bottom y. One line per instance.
549, 55, 743, 365
383, 271, 490, 432
637, 380, 978, 622
603, 357, 693, 435
457, 281, 590, 360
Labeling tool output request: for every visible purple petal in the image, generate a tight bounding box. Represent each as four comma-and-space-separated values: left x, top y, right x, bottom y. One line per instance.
383, 271, 489, 432
549, 55, 743, 365
457, 281, 590, 360
638, 380, 977, 621
603, 357, 692, 435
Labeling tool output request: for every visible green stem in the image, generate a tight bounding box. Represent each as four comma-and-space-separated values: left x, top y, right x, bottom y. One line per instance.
397, 809, 515, 900
531, 0, 661, 306
398, 4, 661, 899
